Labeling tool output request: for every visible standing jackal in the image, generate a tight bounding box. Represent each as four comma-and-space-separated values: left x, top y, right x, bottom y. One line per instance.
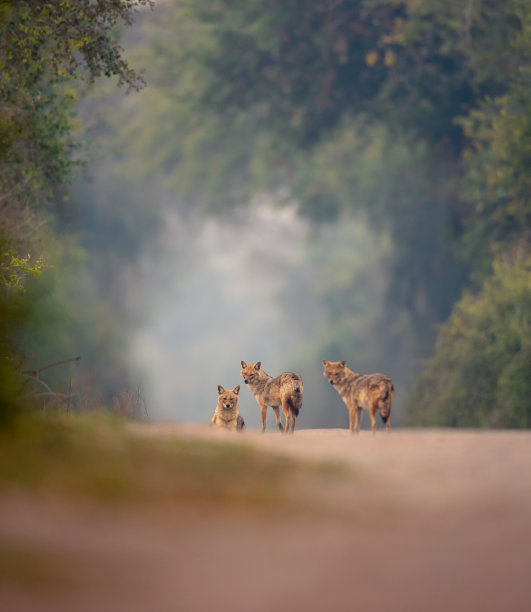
240, 361, 303, 433
322, 359, 394, 434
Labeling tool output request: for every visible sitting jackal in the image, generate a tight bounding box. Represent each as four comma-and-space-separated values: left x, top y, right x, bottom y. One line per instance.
240, 361, 303, 433
210, 385, 245, 432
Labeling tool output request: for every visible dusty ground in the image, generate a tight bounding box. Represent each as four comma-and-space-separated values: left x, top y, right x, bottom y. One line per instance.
1, 426, 531, 611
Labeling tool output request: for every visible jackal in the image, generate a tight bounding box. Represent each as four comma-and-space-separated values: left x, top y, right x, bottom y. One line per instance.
322, 359, 394, 434
240, 361, 303, 433
210, 385, 245, 432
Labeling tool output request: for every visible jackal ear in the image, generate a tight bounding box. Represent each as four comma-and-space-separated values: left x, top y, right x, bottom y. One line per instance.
241, 360, 247, 368
254, 362, 261, 370
233, 385, 240, 395
217, 385, 225, 395
322, 359, 329, 366
339, 360, 346, 368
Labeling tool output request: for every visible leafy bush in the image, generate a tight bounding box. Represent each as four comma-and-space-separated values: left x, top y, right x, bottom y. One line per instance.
407, 249, 531, 427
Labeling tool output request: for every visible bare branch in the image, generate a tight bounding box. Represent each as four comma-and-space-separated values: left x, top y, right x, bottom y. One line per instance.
23, 355, 81, 377
21, 374, 55, 395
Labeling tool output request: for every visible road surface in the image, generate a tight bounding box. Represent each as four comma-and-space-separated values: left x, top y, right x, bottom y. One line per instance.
1, 426, 530, 611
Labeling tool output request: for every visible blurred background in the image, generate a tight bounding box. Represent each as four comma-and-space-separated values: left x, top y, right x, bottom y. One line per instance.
2, 0, 530, 429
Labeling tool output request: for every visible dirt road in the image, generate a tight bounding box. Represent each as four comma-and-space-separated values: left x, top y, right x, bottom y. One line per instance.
1, 426, 531, 611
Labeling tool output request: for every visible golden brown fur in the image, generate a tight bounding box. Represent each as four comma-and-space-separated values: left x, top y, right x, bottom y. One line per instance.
210, 385, 245, 432
240, 361, 303, 433
322, 359, 394, 434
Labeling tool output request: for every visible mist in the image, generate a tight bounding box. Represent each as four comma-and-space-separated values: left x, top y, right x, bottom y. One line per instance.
74, 148, 416, 430
130, 200, 309, 428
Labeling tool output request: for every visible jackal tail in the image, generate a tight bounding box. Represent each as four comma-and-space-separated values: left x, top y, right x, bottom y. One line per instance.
286, 374, 303, 416
378, 383, 394, 422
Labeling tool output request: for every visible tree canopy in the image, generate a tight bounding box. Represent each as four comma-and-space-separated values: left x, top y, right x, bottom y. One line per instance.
0, 0, 152, 213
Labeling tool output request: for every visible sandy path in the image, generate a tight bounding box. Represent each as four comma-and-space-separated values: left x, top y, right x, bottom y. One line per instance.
1, 427, 531, 611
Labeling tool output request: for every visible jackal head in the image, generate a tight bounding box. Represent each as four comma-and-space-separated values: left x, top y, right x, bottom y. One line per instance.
322, 359, 347, 386
240, 361, 261, 385
217, 385, 240, 410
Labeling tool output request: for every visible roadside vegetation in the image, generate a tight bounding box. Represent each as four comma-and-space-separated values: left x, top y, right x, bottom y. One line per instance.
0, 413, 348, 508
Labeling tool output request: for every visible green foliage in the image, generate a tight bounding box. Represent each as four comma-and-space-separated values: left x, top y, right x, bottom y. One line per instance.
459, 94, 531, 270
0, 238, 37, 425
0, 288, 27, 424
1, 252, 51, 290
290, 118, 467, 330
148, 0, 480, 149
124, 0, 476, 205
151, 0, 387, 144
407, 250, 531, 428
1, 0, 153, 89
0, 1, 152, 423
0, 0, 153, 207
403, 2, 531, 427
16, 236, 134, 411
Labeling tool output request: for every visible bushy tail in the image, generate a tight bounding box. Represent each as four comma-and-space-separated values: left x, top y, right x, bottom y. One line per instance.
285, 373, 303, 416
379, 383, 394, 421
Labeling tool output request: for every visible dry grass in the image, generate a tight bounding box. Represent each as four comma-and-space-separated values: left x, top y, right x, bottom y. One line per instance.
0, 414, 349, 510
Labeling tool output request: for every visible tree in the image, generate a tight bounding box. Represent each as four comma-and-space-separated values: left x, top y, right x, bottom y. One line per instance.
0, 0, 153, 253
402, 2, 531, 426
407, 249, 531, 428
0, 0, 152, 423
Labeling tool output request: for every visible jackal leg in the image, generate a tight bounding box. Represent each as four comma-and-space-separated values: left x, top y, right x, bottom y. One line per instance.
259, 402, 268, 433
369, 403, 377, 434
289, 409, 296, 433
354, 406, 363, 433
380, 405, 391, 433
271, 405, 284, 432
347, 403, 356, 433
281, 401, 291, 434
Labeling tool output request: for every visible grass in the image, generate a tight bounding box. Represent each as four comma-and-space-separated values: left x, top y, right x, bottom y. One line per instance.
0, 413, 350, 509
